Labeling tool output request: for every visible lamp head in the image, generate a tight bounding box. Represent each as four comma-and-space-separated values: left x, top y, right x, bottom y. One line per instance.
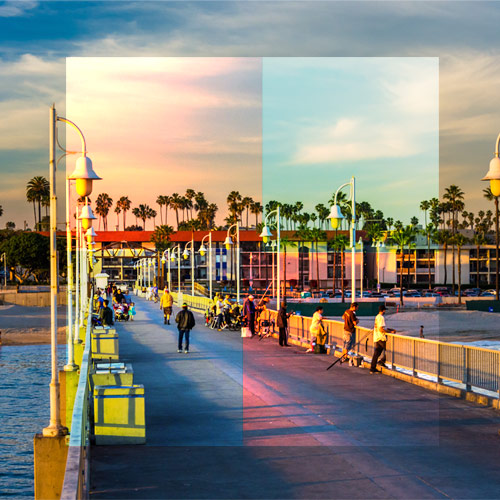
161, 257, 166, 264
482, 156, 500, 197
259, 225, 273, 244
69, 156, 101, 197
224, 236, 233, 250
199, 244, 207, 256
328, 205, 344, 229
183, 249, 189, 260
171, 255, 175, 262
79, 204, 97, 230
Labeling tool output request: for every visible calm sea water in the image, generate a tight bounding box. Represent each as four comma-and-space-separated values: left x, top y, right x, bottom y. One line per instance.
0, 344, 65, 498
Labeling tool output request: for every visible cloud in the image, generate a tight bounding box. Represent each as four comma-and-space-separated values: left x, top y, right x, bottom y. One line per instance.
0, 0, 38, 18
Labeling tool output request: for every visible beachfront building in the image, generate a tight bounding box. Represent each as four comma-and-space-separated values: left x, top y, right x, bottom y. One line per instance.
90, 229, 498, 291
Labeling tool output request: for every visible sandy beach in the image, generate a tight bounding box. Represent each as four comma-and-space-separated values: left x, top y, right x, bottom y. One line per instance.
0, 304, 67, 346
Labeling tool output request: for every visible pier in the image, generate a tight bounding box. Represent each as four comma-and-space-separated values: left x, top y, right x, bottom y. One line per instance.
85, 296, 500, 499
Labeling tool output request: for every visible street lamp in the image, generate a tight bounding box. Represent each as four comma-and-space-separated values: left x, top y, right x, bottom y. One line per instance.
45, 105, 101, 437
161, 248, 174, 292
260, 206, 281, 306
199, 232, 213, 299
183, 239, 195, 296
169, 245, 182, 294
225, 222, 240, 303
482, 133, 500, 301
328, 176, 356, 301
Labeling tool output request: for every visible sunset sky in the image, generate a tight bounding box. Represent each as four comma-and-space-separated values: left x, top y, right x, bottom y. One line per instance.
1, 2, 500, 229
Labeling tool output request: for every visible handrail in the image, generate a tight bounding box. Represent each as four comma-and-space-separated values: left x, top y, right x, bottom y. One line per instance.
61, 302, 92, 500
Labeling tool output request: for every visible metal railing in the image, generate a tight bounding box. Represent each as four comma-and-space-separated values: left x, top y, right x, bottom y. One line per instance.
161, 291, 500, 397
61, 303, 92, 500
265, 310, 500, 397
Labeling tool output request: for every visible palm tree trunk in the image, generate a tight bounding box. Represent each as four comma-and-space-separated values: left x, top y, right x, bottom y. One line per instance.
427, 234, 431, 290
477, 244, 480, 288
142, 218, 146, 230
316, 240, 320, 292
458, 245, 462, 304
443, 244, 448, 285
283, 244, 287, 299
37, 200, 41, 231
160, 208, 163, 225
400, 247, 404, 306
341, 249, 345, 303
32, 201, 37, 228
175, 210, 179, 229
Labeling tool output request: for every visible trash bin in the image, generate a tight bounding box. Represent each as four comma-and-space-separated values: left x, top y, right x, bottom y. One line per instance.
93, 384, 146, 445
91, 362, 134, 389
91, 329, 119, 360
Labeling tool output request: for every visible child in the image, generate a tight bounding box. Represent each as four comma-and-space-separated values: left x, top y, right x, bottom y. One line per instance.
128, 302, 136, 321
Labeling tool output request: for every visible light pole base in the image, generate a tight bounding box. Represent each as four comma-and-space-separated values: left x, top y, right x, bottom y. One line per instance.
42, 424, 69, 437
63, 363, 79, 372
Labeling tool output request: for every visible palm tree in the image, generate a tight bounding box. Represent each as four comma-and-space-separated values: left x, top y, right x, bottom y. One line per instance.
169, 193, 183, 229
156, 195, 167, 225
484, 186, 499, 299
117, 196, 131, 230
149, 208, 157, 228
250, 201, 263, 228
423, 223, 437, 289
331, 234, 349, 302
443, 185, 465, 293
135, 204, 152, 230
454, 233, 469, 304
391, 226, 416, 305
114, 204, 121, 230
434, 230, 452, 286
95, 193, 113, 231
315, 203, 329, 230
185, 189, 196, 220
278, 235, 297, 299
472, 230, 487, 288
242, 196, 253, 229
26, 176, 49, 230
310, 227, 326, 291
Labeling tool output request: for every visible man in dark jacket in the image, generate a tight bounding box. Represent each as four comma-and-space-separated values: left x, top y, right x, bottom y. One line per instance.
277, 301, 293, 347
99, 300, 114, 327
175, 303, 196, 353
243, 295, 256, 336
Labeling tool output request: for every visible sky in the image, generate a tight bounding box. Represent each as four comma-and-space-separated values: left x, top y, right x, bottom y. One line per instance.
1, 1, 500, 229
66, 57, 261, 229
262, 57, 438, 221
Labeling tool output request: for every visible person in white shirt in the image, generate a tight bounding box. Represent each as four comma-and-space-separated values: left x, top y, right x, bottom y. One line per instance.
309, 306, 327, 352
370, 304, 395, 374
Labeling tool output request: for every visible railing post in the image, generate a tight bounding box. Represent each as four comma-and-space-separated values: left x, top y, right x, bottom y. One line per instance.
412, 338, 416, 377
464, 347, 471, 391
391, 335, 395, 371
437, 343, 442, 384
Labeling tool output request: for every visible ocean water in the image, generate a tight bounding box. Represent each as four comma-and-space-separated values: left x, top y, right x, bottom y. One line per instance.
0, 344, 64, 498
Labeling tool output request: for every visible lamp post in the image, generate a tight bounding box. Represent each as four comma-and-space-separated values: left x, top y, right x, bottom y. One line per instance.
199, 232, 213, 299
224, 222, 240, 303
260, 206, 281, 307
169, 245, 181, 293
45, 105, 100, 437
0, 252, 6, 287
482, 133, 500, 301
183, 238, 195, 296
328, 176, 356, 301
161, 248, 174, 292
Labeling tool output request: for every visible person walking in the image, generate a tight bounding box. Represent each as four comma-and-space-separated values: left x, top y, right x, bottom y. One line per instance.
243, 295, 256, 336
160, 287, 174, 324
341, 302, 359, 363
175, 303, 196, 353
370, 304, 395, 374
277, 301, 293, 347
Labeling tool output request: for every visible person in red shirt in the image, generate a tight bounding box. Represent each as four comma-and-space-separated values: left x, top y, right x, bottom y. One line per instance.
341, 302, 359, 362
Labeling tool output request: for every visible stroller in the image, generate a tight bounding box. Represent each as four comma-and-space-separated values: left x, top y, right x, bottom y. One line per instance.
114, 303, 129, 322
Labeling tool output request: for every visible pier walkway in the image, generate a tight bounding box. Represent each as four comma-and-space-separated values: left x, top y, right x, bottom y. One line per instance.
90, 297, 500, 499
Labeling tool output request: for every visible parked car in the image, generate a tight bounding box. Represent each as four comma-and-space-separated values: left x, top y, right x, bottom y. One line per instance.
422, 291, 441, 297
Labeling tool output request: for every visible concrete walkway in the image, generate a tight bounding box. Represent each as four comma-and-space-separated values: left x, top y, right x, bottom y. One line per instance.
90, 296, 500, 499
